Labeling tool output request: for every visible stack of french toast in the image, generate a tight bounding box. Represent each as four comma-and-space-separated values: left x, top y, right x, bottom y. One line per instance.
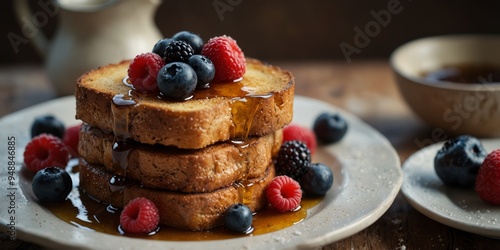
75, 58, 295, 230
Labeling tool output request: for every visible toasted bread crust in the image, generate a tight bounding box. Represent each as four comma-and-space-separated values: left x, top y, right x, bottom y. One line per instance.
75, 58, 294, 149
79, 159, 275, 231
78, 123, 282, 192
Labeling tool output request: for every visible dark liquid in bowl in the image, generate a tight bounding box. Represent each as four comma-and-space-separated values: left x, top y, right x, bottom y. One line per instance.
422, 64, 500, 84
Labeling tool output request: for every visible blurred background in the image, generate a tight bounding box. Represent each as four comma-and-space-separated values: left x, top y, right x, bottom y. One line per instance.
2, 0, 500, 111
3, 2, 500, 249
3, 0, 500, 65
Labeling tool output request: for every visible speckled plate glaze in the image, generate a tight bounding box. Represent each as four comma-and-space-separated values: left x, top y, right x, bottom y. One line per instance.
402, 140, 500, 239
0, 95, 402, 250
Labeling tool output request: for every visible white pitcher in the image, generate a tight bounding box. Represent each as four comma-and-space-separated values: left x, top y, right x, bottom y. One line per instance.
14, 0, 163, 96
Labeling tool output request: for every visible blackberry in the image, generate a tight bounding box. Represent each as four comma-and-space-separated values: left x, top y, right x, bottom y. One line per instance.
172, 31, 204, 54
275, 140, 311, 180
164, 40, 194, 63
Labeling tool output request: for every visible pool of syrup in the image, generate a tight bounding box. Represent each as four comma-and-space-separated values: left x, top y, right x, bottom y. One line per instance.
422, 64, 500, 84
44, 160, 322, 241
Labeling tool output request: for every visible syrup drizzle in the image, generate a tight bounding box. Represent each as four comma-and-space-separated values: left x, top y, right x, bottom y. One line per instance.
122, 76, 133, 88
111, 77, 274, 210
50, 75, 322, 240
232, 181, 255, 205
193, 78, 273, 145
109, 93, 136, 207
191, 79, 275, 185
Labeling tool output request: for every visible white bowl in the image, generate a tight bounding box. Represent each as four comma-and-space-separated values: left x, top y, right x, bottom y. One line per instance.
390, 34, 500, 138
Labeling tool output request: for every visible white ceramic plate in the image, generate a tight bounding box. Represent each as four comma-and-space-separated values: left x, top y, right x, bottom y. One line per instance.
401, 139, 500, 239
0, 95, 402, 250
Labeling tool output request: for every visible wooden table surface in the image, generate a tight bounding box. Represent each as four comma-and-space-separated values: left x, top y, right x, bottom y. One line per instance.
1, 61, 500, 249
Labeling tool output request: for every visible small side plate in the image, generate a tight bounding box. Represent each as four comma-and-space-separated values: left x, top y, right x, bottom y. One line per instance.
402, 140, 500, 239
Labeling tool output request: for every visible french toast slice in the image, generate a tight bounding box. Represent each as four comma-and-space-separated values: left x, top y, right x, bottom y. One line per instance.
75, 58, 294, 149
78, 123, 282, 192
79, 158, 275, 231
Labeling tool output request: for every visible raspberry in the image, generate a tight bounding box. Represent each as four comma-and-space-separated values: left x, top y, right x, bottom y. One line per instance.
275, 140, 311, 181
120, 197, 160, 234
201, 35, 246, 82
62, 123, 81, 157
266, 175, 302, 212
23, 134, 70, 173
164, 40, 194, 63
283, 124, 317, 155
475, 149, 500, 205
127, 53, 165, 93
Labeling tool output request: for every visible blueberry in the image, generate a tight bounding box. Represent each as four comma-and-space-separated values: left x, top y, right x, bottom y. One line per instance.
31, 114, 65, 138
172, 31, 204, 54
152, 38, 174, 57
434, 135, 487, 188
32, 167, 73, 203
224, 203, 253, 233
299, 163, 334, 196
187, 55, 215, 86
157, 62, 198, 100
313, 112, 348, 144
